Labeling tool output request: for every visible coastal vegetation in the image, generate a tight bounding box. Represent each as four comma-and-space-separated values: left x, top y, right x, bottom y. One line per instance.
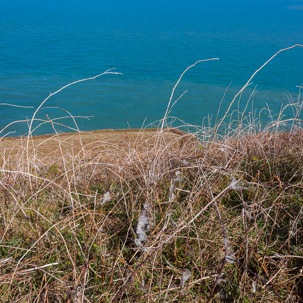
0, 45, 303, 302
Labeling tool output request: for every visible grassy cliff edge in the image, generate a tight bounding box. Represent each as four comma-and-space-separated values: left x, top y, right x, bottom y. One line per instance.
0, 127, 303, 302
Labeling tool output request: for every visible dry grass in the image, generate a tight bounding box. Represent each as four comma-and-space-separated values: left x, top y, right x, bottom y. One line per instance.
1, 126, 303, 303
0, 45, 303, 302
0, 128, 184, 163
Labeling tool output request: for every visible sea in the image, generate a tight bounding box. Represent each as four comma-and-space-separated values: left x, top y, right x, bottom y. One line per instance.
0, 0, 302, 136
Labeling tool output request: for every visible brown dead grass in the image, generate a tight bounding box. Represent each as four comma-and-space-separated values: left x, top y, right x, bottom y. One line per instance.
0, 128, 194, 166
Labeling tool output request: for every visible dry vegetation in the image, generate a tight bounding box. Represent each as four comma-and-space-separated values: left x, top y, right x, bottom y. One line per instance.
0, 45, 303, 302
1, 125, 303, 303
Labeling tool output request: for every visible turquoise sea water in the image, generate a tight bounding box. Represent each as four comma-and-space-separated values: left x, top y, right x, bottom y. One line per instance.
0, 0, 302, 136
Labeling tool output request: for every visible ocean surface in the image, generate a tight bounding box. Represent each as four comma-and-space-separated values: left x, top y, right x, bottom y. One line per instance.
0, 0, 302, 136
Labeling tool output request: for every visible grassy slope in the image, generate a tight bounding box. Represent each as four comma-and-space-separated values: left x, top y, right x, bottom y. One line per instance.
0, 128, 302, 302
